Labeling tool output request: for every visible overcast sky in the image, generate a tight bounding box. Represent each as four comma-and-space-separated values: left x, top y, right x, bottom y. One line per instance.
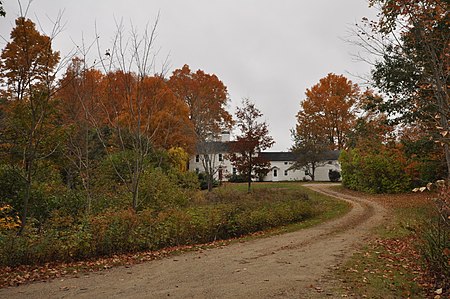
0, 1, 378, 151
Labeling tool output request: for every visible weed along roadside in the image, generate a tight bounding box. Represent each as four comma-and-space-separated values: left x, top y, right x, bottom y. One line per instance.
0, 182, 350, 288
331, 186, 448, 299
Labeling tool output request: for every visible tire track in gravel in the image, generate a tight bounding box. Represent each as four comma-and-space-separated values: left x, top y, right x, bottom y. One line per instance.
0, 184, 387, 299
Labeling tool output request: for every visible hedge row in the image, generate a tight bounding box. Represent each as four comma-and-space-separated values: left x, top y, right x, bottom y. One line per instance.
0, 190, 316, 266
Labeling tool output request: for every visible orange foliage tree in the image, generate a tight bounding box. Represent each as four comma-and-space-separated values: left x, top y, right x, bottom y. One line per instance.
129, 76, 194, 151
340, 90, 431, 192
59, 63, 194, 210
340, 113, 413, 193
291, 73, 359, 180
168, 64, 233, 191
98, 71, 194, 152
168, 65, 232, 140
0, 17, 62, 232
300, 73, 359, 150
1, 17, 60, 101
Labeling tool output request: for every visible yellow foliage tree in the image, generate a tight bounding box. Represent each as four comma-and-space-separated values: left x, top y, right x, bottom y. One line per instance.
168, 147, 189, 172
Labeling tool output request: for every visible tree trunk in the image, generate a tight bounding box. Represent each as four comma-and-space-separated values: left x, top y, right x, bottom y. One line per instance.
19, 160, 33, 235
247, 157, 252, 193
84, 127, 92, 214
444, 144, 450, 181
207, 172, 213, 192
131, 168, 140, 210
247, 170, 252, 193
436, 96, 450, 180
132, 187, 138, 211
311, 163, 316, 182
203, 154, 214, 192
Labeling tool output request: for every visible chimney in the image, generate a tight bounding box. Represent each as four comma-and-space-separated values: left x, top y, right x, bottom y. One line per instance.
221, 131, 230, 142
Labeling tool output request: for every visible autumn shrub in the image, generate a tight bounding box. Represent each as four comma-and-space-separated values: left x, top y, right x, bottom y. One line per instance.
168, 169, 200, 190
139, 168, 191, 211
0, 188, 317, 266
340, 146, 412, 193
90, 208, 141, 255
203, 188, 312, 237
419, 184, 450, 290
97, 150, 141, 183
0, 204, 21, 231
401, 137, 447, 186
0, 226, 56, 266
0, 210, 136, 265
0, 162, 86, 227
228, 199, 310, 236
0, 211, 93, 266
0, 231, 31, 266
0, 164, 25, 209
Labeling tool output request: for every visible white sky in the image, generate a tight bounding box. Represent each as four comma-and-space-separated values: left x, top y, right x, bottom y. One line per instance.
0, 0, 378, 151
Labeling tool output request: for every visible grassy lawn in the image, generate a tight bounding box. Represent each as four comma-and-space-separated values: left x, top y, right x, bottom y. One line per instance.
331, 186, 436, 298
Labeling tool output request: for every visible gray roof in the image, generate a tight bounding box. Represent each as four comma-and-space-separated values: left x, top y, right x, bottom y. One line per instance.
195, 142, 341, 162
196, 141, 236, 153
321, 150, 341, 160
258, 152, 297, 161
259, 150, 340, 161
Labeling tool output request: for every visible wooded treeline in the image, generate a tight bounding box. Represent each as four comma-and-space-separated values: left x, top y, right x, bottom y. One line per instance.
292, 0, 449, 193
0, 16, 234, 235
0, 13, 282, 268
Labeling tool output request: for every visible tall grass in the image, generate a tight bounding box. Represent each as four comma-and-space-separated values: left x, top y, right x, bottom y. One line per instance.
419, 184, 450, 291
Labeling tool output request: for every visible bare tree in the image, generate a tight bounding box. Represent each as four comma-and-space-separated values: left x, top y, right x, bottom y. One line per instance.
196, 141, 224, 191
58, 55, 103, 214
90, 15, 172, 210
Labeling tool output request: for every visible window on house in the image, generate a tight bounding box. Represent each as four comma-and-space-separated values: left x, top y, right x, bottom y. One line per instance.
195, 155, 199, 162
273, 169, 278, 177
284, 170, 288, 176
305, 169, 310, 175
195, 168, 199, 174
232, 168, 237, 175
219, 153, 223, 161
284, 161, 288, 165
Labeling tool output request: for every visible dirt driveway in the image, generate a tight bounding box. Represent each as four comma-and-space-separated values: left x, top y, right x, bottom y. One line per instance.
0, 184, 387, 298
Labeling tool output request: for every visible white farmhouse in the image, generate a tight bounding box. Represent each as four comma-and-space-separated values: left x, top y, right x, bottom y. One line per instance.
188, 133, 341, 182
258, 151, 341, 182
